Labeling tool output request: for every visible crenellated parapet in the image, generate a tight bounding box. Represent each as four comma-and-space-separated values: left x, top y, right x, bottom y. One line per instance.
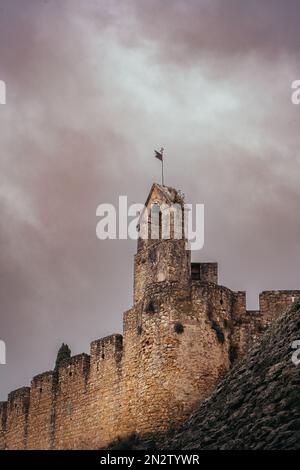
88, 335, 124, 448
0, 402, 7, 450
5, 387, 30, 450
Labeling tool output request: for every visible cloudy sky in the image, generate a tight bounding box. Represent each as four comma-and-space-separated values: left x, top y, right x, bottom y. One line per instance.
0, 0, 300, 399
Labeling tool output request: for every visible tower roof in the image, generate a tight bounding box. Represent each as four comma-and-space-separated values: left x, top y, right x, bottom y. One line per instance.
144, 183, 185, 209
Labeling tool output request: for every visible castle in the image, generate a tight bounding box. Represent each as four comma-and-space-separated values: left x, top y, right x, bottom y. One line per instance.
0, 183, 299, 450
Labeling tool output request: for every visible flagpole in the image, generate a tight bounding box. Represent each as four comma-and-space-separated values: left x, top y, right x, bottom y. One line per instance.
154, 147, 165, 186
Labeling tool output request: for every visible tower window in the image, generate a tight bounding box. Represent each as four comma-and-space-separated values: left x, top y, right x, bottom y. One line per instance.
146, 301, 157, 313
149, 247, 157, 263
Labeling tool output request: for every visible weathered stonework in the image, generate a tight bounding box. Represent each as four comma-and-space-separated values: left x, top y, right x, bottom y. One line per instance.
164, 300, 300, 450
0, 402, 7, 450
5, 388, 30, 450
1, 183, 299, 449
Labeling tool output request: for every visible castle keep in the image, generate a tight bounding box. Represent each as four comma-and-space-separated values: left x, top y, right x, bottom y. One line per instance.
0, 183, 299, 450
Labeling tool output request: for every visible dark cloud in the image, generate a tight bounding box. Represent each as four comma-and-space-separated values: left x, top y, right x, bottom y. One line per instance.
0, 0, 300, 399
123, 0, 300, 61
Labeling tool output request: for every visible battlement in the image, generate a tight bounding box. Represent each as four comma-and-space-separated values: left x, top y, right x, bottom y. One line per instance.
259, 290, 300, 322
5, 387, 30, 450
90, 334, 123, 364
0, 402, 7, 450
7, 387, 30, 410
58, 353, 90, 379
32, 371, 54, 384
191, 262, 218, 283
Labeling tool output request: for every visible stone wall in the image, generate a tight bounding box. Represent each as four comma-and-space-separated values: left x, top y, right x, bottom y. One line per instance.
134, 239, 191, 304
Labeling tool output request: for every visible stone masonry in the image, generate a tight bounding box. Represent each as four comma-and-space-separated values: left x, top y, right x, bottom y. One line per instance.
0, 183, 299, 449
164, 300, 300, 450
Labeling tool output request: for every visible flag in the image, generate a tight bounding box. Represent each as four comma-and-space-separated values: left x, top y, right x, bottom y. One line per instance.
154, 149, 163, 161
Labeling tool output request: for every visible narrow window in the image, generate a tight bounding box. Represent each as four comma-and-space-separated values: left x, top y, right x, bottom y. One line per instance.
191, 263, 201, 280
